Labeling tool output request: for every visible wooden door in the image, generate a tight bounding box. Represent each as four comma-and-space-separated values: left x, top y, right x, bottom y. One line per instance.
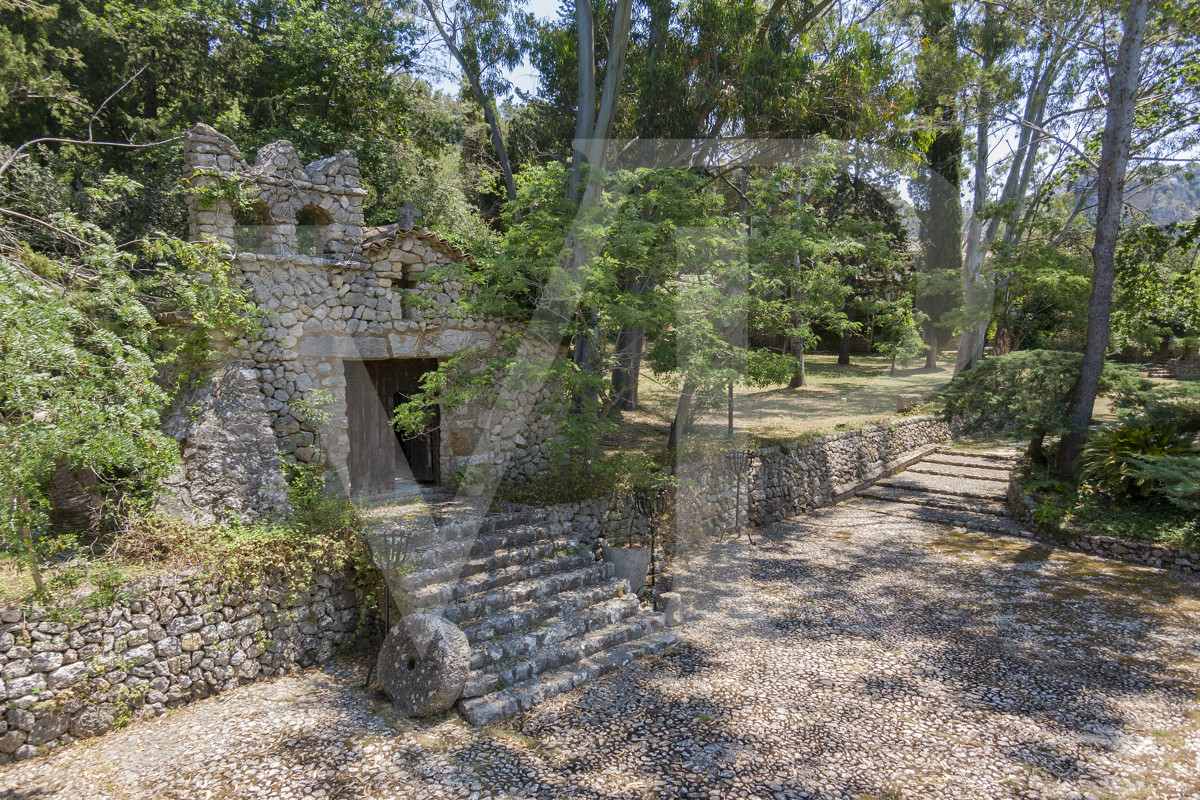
366, 358, 441, 485
345, 360, 398, 496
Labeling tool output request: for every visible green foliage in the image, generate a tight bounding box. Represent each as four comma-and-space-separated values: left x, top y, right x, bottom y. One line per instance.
2, 459, 370, 611
1021, 461, 1200, 548
403, 163, 746, 464
746, 348, 798, 388
746, 158, 865, 380
872, 297, 930, 372
936, 350, 1086, 439
110, 461, 369, 597
500, 449, 675, 506
1111, 222, 1200, 355
0, 164, 255, 590
283, 460, 364, 543
447, 463, 495, 488
1080, 414, 1200, 507
990, 228, 1091, 353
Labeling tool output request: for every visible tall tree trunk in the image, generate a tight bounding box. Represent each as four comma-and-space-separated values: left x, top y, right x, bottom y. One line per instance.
838, 330, 852, 366
955, 9, 996, 375
612, 325, 644, 410
789, 334, 806, 388
668, 379, 696, 451
1056, 0, 1149, 477
913, 0, 962, 377
924, 330, 939, 370
423, 0, 518, 209
569, 0, 635, 386
569, 0, 596, 204
569, 0, 634, 201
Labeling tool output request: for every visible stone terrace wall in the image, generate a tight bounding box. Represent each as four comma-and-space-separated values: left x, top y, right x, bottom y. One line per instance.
544, 415, 953, 549
1007, 480, 1200, 575
0, 571, 372, 764
1, 416, 950, 762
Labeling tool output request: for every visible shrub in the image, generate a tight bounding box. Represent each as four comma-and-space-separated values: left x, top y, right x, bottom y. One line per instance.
935, 350, 1139, 462
1081, 414, 1200, 509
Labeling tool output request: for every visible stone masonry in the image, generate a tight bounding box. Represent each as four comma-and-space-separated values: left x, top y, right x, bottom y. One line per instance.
0, 570, 370, 764
175, 124, 559, 519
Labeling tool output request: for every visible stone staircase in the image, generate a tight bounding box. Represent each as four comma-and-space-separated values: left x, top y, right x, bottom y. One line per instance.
847, 445, 1027, 535
368, 507, 676, 726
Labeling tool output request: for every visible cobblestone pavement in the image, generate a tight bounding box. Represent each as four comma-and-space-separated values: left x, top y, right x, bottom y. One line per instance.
3, 503, 1200, 800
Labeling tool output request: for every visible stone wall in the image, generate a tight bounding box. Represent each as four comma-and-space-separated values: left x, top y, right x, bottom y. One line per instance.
157, 364, 291, 525
544, 414, 953, 551
176, 124, 559, 517
1, 416, 953, 761
1007, 479, 1200, 575
0, 571, 372, 764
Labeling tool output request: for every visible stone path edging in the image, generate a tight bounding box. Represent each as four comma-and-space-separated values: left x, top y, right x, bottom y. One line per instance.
1006, 477, 1200, 575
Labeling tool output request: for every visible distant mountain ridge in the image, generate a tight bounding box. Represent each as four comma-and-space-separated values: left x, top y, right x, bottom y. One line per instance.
1125, 163, 1200, 226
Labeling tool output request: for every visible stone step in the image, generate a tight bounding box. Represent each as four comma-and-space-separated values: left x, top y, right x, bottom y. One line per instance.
397, 536, 582, 593
468, 594, 642, 673
458, 630, 678, 726
406, 521, 573, 570
462, 611, 665, 700
436, 562, 618, 627
367, 510, 548, 566
850, 498, 1032, 537
935, 447, 1020, 464
877, 472, 1008, 501
409, 551, 598, 608
857, 485, 1011, 518
459, 579, 632, 644
907, 463, 1011, 483
921, 453, 1015, 472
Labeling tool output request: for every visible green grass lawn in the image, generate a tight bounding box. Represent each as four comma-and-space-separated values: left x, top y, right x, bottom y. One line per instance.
611, 352, 957, 451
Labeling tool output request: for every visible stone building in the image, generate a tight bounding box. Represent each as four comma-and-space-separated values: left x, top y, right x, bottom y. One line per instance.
169, 124, 557, 522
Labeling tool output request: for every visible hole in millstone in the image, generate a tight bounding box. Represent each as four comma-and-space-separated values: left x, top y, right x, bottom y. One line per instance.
405, 655, 417, 671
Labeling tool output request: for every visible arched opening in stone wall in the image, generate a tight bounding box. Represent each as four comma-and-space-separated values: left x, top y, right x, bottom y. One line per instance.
233, 202, 275, 255
296, 204, 335, 257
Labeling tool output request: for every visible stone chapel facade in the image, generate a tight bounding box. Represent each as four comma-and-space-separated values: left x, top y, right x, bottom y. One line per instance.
165, 124, 557, 522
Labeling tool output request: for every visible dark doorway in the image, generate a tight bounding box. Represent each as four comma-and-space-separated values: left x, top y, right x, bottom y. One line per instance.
345, 358, 441, 495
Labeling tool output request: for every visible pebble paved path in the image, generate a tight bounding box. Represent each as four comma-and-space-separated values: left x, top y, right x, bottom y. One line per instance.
3, 449, 1200, 800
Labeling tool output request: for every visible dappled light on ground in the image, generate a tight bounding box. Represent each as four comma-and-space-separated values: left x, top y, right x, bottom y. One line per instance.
3, 500, 1199, 799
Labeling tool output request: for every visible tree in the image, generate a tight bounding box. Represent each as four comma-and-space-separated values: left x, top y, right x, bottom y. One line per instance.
989, 228, 1091, 354
1057, 0, 1150, 476
747, 161, 860, 388
1110, 222, 1200, 355
1, 153, 252, 592
938, 349, 1123, 464
909, 0, 963, 372
420, 0, 528, 209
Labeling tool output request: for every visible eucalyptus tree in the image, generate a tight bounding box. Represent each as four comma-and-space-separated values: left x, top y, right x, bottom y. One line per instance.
1056, 0, 1190, 476
419, 0, 530, 208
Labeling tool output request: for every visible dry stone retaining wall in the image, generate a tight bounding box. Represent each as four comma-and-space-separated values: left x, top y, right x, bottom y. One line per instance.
1, 416, 951, 761
545, 415, 953, 548
0, 571, 371, 764
1007, 480, 1200, 575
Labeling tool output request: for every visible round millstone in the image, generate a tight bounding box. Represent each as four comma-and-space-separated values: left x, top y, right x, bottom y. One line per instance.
374, 613, 470, 717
